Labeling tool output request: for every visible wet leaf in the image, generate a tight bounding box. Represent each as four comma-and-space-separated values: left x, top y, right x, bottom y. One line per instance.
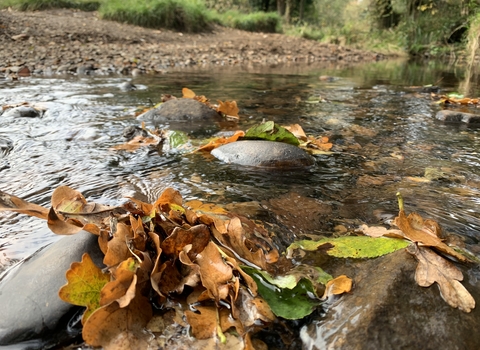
358, 224, 405, 238
244, 121, 300, 146
217, 100, 239, 119
408, 245, 475, 312
58, 253, 110, 323
168, 130, 189, 148
394, 192, 470, 263
286, 236, 410, 259
182, 87, 196, 99
303, 135, 333, 152
111, 135, 161, 151
104, 223, 133, 267
322, 275, 353, 299
196, 241, 234, 303
196, 130, 245, 152
82, 294, 153, 349
284, 124, 307, 141
242, 266, 321, 319
0, 190, 49, 220
100, 258, 138, 308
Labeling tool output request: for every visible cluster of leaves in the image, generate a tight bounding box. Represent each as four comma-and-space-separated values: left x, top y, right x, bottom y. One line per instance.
116, 88, 333, 156
437, 93, 480, 107
0, 186, 354, 348
288, 192, 476, 313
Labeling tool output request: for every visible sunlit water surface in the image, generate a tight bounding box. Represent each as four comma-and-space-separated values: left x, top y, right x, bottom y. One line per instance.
1, 59, 480, 281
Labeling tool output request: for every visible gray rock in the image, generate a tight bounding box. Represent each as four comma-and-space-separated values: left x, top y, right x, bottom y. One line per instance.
435, 110, 480, 124
301, 249, 480, 350
2, 106, 41, 118
211, 140, 315, 168
0, 230, 104, 345
119, 81, 136, 91
137, 98, 222, 131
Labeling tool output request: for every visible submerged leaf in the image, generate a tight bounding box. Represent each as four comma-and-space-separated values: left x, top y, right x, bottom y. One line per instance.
58, 253, 110, 323
244, 121, 300, 146
242, 266, 321, 319
286, 236, 410, 259
408, 245, 475, 313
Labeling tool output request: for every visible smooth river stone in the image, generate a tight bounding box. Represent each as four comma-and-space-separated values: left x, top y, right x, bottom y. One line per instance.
0, 230, 104, 345
211, 140, 315, 168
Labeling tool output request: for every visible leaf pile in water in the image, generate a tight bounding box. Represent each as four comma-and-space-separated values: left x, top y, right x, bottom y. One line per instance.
0, 186, 353, 348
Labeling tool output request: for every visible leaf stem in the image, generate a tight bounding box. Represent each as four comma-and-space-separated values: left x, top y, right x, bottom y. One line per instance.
396, 192, 404, 211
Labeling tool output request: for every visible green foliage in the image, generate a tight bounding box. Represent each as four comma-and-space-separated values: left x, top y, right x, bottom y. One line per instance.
244, 121, 299, 145
98, 0, 212, 32
242, 266, 323, 319
2, 0, 100, 11
213, 10, 281, 33
287, 236, 411, 259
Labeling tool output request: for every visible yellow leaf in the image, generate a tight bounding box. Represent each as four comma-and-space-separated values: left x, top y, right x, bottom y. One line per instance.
182, 87, 196, 98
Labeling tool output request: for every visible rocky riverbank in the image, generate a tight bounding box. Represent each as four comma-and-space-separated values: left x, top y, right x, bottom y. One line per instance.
0, 8, 385, 77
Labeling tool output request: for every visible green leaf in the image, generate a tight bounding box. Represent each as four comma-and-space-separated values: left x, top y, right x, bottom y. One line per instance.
58, 253, 110, 323
168, 130, 189, 148
244, 121, 300, 146
287, 236, 410, 259
241, 266, 322, 319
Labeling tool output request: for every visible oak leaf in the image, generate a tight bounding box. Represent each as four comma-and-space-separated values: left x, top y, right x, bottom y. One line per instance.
82, 294, 153, 349
0, 189, 49, 219
100, 258, 138, 308
217, 100, 239, 119
58, 253, 110, 323
408, 245, 475, 312
195, 130, 245, 152
394, 192, 469, 263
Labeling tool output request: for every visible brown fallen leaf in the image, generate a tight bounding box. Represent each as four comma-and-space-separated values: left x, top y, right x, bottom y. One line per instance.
100, 258, 138, 308
217, 100, 239, 119
0, 190, 49, 220
408, 245, 475, 313
358, 224, 406, 239
284, 124, 307, 141
82, 294, 153, 349
195, 130, 245, 152
394, 192, 469, 263
322, 275, 353, 299
182, 87, 196, 99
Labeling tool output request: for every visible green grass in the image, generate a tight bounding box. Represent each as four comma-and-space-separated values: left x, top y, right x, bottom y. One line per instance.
211, 10, 281, 33
98, 0, 211, 32
0, 0, 100, 11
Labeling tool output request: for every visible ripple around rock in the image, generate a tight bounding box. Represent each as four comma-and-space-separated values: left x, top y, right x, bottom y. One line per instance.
0, 231, 104, 346
211, 140, 315, 168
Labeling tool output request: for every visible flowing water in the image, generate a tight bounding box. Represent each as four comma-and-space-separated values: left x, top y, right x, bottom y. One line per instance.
1, 58, 480, 280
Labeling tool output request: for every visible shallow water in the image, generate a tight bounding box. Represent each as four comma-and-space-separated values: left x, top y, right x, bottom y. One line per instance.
1, 59, 480, 278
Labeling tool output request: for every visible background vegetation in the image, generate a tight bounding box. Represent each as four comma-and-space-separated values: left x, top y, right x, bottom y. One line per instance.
2, 0, 480, 60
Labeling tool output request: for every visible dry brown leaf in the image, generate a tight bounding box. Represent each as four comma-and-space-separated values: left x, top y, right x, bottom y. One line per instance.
82, 294, 153, 349
196, 241, 233, 303
394, 193, 469, 263
161, 224, 210, 260
217, 100, 239, 119
152, 187, 183, 213
110, 135, 160, 151
408, 245, 475, 312
182, 87, 196, 98
0, 190, 49, 220
101, 258, 137, 308
322, 275, 353, 299
195, 130, 245, 152
104, 223, 133, 267
47, 207, 85, 235
358, 224, 406, 239
285, 124, 307, 141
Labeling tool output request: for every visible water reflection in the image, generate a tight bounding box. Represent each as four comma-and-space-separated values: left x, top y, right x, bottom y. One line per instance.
1, 59, 480, 275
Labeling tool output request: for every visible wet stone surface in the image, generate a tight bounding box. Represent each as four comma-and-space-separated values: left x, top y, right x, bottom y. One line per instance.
211, 140, 316, 168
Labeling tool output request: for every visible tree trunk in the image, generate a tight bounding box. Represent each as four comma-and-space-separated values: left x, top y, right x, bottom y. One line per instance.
277, 0, 285, 16
284, 0, 292, 24
299, 0, 305, 22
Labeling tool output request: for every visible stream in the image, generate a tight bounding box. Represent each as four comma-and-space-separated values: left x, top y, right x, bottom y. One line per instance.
1, 58, 480, 346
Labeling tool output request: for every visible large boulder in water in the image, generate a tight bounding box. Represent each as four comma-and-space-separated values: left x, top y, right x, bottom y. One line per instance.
211, 140, 315, 168
300, 248, 480, 349
0, 231, 104, 346
137, 98, 222, 132
435, 110, 480, 124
